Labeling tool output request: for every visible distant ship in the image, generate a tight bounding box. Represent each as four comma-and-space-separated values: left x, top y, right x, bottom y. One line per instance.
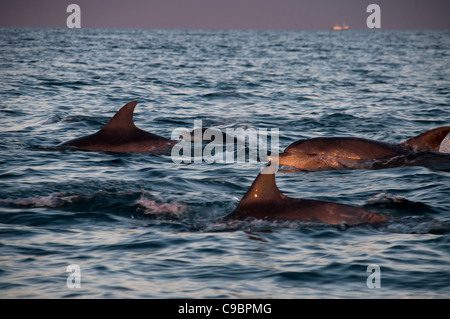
332, 24, 349, 31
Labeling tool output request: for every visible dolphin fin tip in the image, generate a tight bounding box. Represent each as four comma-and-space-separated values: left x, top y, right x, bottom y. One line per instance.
102, 101, 140, 131
238, 163, 283, 206
124, 100, 138, 108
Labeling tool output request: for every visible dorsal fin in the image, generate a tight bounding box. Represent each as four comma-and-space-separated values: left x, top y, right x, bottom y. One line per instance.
402, 126, 450, 151
101, 101, 138, 131
238, 163, 285, 207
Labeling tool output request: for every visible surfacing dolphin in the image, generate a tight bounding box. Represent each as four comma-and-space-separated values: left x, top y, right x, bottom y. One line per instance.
224, 164, 388, 225
273, 126, 450, 171
59, 101, 176, 153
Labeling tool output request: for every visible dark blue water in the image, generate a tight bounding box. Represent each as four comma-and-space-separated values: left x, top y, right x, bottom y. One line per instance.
0, 27, 449, 298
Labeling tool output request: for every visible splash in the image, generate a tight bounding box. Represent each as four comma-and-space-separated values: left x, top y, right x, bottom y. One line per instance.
135, 195, 187, 217
366, 192, 408, 205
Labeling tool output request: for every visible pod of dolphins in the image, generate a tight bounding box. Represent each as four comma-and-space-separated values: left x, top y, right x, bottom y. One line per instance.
59, 101, 450, 226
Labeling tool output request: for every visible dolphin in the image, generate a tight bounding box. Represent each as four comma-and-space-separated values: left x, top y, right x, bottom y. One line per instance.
59, 101, 176, 153
273, 126, 450, 171
224, 164, 388, 225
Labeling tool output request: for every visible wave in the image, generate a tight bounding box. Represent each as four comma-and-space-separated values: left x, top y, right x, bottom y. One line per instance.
0, 193, 89, 208
134, 194, 187, 218
1, 188, 447, 234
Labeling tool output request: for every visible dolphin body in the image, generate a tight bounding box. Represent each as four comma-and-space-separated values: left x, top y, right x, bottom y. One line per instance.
59, 101, 176, 153
224, 164, 388, 225
274, 126, 450, 171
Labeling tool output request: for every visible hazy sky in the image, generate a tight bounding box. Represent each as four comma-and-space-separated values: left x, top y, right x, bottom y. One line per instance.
0, 0, 449, 30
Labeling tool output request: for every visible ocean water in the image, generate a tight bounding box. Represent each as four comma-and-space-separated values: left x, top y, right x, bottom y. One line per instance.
0, 27, 449, 299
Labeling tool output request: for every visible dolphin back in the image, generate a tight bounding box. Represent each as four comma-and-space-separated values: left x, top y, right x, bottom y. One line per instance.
401, 126, 450, 152
59, 101, 175, 153
285, 137, 400, 159
225, 164, 388, 225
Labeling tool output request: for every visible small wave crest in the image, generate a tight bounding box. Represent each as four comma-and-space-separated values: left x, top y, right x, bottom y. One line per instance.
384, 216, 450, 234
0, 193, 88, 208
134, 194, 187, 218
365, 192, 436, 213
370, 151, 450, 171
365, 192, 449, 234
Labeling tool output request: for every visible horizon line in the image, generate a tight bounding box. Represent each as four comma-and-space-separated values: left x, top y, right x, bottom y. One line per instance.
1, 25, 450, 32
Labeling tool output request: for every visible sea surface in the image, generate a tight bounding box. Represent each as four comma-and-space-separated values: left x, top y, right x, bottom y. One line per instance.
0, 27, 449, 299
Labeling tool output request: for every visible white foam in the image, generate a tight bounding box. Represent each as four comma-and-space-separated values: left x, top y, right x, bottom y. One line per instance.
135, 196, 187, 215
3, 193, 85, 208
366, 192, 405, 205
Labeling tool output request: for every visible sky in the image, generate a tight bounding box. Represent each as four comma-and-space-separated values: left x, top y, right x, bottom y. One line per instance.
0, 0, 449, 30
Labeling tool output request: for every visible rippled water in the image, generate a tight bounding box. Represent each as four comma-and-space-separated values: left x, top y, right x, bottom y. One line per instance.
0, 27, 449, 298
